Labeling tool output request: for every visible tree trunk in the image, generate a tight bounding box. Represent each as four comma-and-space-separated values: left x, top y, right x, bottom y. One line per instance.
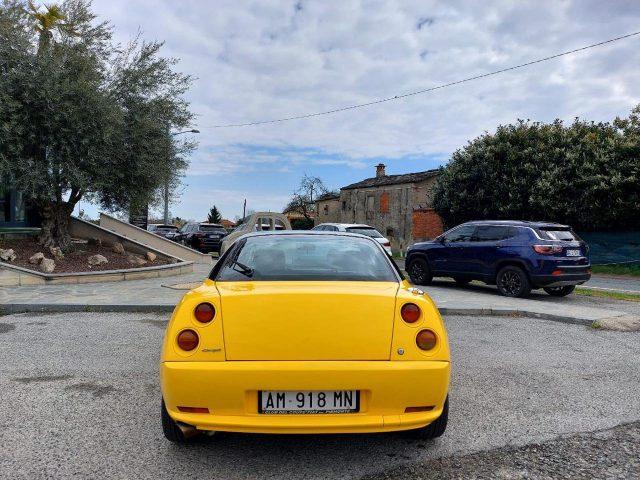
38, 201, 75, 251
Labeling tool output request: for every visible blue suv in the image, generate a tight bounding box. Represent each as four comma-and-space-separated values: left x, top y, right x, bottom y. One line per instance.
406, 221, 591, 297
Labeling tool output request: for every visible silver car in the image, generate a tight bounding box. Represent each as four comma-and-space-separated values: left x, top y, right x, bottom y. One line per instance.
312, 223, 392, 255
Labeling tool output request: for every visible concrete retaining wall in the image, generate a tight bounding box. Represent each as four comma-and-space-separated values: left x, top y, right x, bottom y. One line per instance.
0, 260, 193, 286
70, 217, 176, 261
98, 213, 213, 264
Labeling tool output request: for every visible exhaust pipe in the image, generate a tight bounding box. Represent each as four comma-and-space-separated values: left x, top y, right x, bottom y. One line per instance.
176, 422, 199, 439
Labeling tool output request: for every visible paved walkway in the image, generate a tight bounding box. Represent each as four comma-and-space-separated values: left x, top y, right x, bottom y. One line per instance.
1, 263, 638, 326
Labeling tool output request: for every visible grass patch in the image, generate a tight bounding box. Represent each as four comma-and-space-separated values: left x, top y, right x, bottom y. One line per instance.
591, 263, 640, 277
575, 287, 640, 302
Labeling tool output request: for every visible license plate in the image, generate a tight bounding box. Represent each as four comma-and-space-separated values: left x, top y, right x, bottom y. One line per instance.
259, 390, 359, 414
566, 249, 580, 256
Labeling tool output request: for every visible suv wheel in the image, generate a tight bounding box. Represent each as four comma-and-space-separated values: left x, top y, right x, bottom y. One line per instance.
544, 285, 575, 297
408, 258, 433, 285
496, 266, 531, 298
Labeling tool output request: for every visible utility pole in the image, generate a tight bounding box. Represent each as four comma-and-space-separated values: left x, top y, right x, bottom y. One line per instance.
242, 199, 246, 220
163, 182, 170, 224
166, 129, 199, 224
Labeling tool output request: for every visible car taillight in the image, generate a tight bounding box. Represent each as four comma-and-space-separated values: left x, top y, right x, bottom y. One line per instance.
416, 329, 437, 351
401, 303, 421, 323
383, 241, 391, 247
533, 245, 562, 254
177, 329, 199, 351
194, 302, 215, 323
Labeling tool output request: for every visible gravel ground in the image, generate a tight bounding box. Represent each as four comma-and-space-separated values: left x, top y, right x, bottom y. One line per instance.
0, 312, 638, 479
363, 421, 640, 479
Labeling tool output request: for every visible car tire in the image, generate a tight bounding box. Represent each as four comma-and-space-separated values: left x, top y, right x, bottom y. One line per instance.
408, 258, 433, 286
544, 285, 576, 297
405, 396, 448, 440
496, 265, 532, 298
453, 277, 471, 285
161, 399, 190, 443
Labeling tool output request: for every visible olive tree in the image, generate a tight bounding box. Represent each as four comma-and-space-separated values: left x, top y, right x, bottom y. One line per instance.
0, 0, 195, 249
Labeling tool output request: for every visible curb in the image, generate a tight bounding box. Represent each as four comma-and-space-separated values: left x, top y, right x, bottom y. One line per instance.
438, 308, 592, 326
0, 304, 175, 314
2, 303, 593, 326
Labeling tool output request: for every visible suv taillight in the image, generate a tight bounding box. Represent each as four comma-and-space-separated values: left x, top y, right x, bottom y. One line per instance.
533, 245, 562, 255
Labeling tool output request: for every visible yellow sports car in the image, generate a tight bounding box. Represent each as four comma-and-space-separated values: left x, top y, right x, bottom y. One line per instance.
160, 231, 450, 441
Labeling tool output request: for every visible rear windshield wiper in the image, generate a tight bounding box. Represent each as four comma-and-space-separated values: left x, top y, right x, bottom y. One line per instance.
231, 260, 254, 278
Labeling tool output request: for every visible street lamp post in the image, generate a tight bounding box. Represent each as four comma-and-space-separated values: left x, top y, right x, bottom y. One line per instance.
165, 129, 199, 224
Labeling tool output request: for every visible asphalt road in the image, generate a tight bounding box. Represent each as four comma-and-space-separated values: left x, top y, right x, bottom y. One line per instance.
0, 312, 638, 479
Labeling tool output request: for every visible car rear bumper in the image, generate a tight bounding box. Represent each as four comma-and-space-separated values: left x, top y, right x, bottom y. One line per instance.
161, 360, 449, 434
531, 265, 591, 287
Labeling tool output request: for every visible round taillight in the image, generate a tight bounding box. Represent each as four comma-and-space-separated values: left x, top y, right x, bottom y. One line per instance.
194, 302, 215, 323
401, 303, 421, 323
177, 329, 199, 351
416, 329, 437, 351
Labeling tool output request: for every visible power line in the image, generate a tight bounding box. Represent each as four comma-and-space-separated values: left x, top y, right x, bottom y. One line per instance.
204, 30, 640, 128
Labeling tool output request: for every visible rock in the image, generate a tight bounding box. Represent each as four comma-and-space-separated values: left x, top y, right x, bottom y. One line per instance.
127, 254, 147, 267
112, 242, 125, 254
40, 258, 55, 273
0, 248, 17, 262
146, 252, 157, 262
29, 252, 45, 265
49, 246, 64, 260
88, 254, 108, 266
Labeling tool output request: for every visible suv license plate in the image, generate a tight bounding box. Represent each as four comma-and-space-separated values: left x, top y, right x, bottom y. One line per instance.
566, 249, 580, 257
259, 390, 359, 414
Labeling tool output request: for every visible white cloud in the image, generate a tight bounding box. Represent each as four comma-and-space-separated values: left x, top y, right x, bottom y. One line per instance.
90, 0, 640, 218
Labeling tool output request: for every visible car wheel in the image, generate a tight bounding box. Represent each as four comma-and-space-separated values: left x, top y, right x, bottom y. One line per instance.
162, 399, 192, 443
405, 396, 448, 440
453, 277, 471, 285
496, 266, 531, 298
408, 258, 433, 285
544, 285, 576, 297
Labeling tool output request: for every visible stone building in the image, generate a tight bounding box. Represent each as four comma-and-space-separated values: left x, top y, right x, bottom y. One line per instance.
315, 164, 444, 253
314, 192, 341, 224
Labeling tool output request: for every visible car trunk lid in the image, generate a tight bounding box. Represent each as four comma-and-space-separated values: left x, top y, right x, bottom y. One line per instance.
217, 281, 398, 361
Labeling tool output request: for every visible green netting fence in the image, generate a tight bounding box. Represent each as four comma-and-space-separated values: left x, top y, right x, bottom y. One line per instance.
577, 231, 640, 265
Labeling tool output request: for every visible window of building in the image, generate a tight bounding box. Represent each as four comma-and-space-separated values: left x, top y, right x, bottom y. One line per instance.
366, 195, 375, 212
341, 201, 346, 211
323, 205, 329, 215
380, 192, 389, 214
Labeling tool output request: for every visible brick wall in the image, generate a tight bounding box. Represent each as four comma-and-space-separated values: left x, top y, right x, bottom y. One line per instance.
412, 209, 444, 241
379, 191, 389, 214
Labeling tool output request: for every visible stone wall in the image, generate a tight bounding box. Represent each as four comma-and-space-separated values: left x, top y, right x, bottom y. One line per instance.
338, 176, 443, 253
314, 197, 341, 225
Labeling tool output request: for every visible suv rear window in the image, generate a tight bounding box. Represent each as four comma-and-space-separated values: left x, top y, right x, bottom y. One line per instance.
537, 228, 579, 241
345, 227, 383, 238
199, 225, 226, 233
216, 235, 396, 282
472, 226, 516, 241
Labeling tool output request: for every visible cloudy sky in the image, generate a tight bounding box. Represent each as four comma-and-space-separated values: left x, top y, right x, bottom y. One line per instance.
87, 0, 640, 221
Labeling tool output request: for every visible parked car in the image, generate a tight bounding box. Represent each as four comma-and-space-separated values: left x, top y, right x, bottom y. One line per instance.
219, 212, 291, 255
312, 223, 392, 255
147, 224, 180, 241
405, 220, 591, 298
177, 222, 228, 253
160, 231, 450, 442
